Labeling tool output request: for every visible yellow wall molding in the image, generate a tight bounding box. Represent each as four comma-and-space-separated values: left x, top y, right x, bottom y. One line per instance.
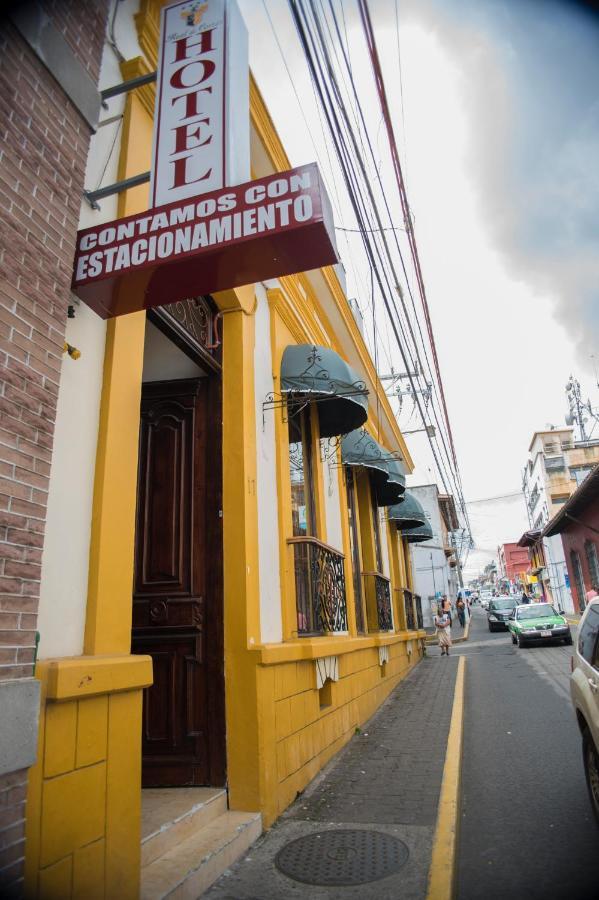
267, 285, 320, 347
44, 655, 153, 701
257, 629, 423, 665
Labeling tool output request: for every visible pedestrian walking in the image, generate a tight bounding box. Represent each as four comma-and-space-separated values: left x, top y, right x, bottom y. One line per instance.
456, 595, 466, 628
434, 610, 452, 656
521, 589, 530, 605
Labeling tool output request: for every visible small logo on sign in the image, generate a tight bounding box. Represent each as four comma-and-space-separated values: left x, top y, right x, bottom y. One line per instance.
180, 1, 208, 26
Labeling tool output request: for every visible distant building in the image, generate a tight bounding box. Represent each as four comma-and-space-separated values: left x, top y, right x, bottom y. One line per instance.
543, 462, 599, 613
522, 428, 599, 529
498, 542, 529, 583
408, 485, 461, 627
521, 427, 599, 613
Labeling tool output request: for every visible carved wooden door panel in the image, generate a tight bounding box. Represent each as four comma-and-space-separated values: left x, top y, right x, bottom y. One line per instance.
132, 378, 224, 787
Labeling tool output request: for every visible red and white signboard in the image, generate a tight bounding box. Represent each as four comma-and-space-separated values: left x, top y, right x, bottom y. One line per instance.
150, 0, 249, 206
71, 164, 338, 319
71, 2, 338, 318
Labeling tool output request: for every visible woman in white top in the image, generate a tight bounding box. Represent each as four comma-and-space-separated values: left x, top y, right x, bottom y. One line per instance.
434, 610, 452, 656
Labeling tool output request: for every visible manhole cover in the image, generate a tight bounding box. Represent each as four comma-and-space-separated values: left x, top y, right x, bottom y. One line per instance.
274, 829, 409, 886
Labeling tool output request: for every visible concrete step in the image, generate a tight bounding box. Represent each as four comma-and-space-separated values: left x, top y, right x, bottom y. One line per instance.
141, 788, 227, 868
140, 810, 262, 900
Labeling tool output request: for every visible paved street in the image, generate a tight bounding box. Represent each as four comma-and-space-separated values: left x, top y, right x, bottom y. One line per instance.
202, 609, 599, 899
205, 657, 458, 899
455, 607, 598, 899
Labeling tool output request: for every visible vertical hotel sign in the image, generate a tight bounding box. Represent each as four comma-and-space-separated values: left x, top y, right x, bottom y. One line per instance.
151, 0, 247, 205
70, 0, 339, 318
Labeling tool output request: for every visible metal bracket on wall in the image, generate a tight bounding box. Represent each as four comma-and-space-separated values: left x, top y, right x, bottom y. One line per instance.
83, 71, 157, 209
100, 70, 157, 106
83, 171, 151, 210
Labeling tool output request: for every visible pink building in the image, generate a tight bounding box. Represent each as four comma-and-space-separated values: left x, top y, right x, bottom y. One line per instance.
544, 463, 599, 613
498, 542, 530, 582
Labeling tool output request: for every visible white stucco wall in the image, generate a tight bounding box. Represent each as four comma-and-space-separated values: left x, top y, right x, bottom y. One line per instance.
37, 304, 107, 659
543, 533, 575, 613
254, 283, 282, 643
322, 449, 343, 553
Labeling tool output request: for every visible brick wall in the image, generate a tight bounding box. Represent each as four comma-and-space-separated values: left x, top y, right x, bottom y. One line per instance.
0, 3, 108, 893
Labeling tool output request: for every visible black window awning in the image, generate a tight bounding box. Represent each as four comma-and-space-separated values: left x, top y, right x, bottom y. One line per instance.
281, 344, 368, 438
388, 492, 427, 530
404, 520, 434, 543
341, 428, 405, 507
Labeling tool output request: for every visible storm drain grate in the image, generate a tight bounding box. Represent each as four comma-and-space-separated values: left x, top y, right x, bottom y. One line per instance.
274, 829, 409, 886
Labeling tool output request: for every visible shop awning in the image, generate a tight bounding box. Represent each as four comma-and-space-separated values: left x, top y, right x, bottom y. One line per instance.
341, 429, 405, 506
403, 521, 433, 543
281, 344, 368, 438
388, 492, 427, 530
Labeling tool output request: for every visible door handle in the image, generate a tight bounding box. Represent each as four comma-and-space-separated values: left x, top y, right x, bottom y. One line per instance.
588, 678, 598, 693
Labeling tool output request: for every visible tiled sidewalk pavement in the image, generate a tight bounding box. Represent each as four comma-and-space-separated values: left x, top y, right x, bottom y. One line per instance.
205, 656, 459, 899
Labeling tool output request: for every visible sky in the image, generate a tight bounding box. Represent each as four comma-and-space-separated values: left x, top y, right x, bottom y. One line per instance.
238, 0, 599, 570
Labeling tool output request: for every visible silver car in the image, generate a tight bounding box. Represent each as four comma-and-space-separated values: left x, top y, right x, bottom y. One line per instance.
570, 598, 599, 824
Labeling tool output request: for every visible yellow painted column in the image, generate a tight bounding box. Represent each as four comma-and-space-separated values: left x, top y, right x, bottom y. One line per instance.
336, 460, 358, 636
85, 312, 146, 655
388, 526, 406, 631
215, 287, 265, 814
356, 472, 378, 629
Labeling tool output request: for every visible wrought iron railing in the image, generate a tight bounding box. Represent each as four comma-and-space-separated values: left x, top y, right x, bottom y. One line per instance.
404, 589, 416, 631
414, 594, 424, 629
289, 537, 348, 636
362, 572, 393, 631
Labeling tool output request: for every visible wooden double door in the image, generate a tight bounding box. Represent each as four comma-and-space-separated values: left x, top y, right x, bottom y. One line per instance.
132, 376, 225, 787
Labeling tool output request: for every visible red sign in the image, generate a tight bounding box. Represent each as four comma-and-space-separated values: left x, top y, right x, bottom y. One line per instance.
71, 163, 338, 319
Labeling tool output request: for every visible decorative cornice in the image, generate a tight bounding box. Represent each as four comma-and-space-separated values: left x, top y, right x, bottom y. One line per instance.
134, 0, 162, 68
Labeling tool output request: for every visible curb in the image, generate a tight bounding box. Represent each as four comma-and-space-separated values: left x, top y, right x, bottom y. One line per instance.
426, 655, 466, 900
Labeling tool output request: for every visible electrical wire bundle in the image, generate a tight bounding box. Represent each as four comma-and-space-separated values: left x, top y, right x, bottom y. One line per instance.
283, 0, 473, 565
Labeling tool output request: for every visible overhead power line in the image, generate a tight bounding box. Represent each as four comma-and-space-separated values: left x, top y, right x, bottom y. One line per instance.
286, 0, 472, 561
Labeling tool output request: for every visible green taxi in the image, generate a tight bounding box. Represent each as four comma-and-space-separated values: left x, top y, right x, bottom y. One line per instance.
508, 603, 573, 648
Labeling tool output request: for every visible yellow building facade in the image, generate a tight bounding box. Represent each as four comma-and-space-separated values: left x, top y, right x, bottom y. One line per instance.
24, 3, 426, 896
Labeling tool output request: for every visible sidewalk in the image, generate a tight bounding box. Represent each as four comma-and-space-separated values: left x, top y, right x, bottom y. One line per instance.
205, 656, 462, 899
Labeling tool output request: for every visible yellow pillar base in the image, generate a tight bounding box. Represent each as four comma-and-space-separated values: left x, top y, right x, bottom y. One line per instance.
25, 655, 152, 900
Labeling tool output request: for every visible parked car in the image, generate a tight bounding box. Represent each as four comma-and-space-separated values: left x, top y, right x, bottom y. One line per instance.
487, 596, 518, 631
480, 590, 493, 610
570, 597, 599, 824
508, 603, 573, 647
